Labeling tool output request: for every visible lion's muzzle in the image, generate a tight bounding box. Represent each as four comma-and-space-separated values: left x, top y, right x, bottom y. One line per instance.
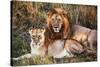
53, 27, 60, 32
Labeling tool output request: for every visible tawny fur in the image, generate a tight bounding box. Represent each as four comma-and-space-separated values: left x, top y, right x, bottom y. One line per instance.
72, 24, 97, 52
64, 39, 84, 54
43, 8, 71, 56
12, 28, 46, 60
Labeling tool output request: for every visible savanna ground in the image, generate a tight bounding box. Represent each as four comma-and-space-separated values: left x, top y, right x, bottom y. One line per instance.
11, 1, 97, 66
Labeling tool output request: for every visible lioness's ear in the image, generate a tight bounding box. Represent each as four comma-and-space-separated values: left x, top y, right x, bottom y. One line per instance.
29, 27, 33, 35
29, 29, 32, 35
41, 29, 46, 33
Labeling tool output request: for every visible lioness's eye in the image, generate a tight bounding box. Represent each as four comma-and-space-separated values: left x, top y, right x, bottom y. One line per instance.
32, 36, 35, 38
38, 36, 41, 39
52, 18, 55, 21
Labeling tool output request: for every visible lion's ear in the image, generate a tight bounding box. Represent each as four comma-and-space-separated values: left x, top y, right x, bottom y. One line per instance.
62, 10, 68, 16
47, 8, 55, 16
47, 11, 51, 16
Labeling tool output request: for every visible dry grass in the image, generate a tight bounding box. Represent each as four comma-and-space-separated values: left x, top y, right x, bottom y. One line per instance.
11, 54, 97, 66
11, 1, 97, 66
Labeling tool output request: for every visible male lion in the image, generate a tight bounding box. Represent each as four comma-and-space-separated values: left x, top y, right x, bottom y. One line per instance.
42, 8, 71, 57
46, 8, 71, 39
42, 8, 97, 58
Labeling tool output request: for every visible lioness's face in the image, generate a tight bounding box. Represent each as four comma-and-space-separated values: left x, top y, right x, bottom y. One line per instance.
50, 14, 63, 32
29, 28, 45, 46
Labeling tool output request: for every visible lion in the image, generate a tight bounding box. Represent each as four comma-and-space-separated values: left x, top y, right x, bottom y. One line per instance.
46, 8, 71, 39
42, 8, 71, 56
42, 8, 97, 58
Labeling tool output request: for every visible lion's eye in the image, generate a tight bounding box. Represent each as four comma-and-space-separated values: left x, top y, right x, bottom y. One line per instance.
58, 18, 61, 21
52, 18, 55, 21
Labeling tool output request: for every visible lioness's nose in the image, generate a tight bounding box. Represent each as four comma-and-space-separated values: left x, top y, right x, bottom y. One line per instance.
36, 42, 38, 45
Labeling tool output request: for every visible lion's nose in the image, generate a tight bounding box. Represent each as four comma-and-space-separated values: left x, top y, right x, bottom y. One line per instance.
54, 27, 58, 28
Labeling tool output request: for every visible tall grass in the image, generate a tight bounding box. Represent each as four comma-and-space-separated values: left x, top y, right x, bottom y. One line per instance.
11, 1, 97, 66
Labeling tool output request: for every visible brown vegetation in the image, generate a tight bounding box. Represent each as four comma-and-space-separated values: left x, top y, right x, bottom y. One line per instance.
11, 1, 97, 66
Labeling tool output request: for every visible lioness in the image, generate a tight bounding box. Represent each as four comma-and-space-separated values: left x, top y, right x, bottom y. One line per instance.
29, 28, 46, 56
12, 28, 46, 60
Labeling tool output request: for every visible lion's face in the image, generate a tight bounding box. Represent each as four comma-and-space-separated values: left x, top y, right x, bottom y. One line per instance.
50, 14, 63, 32
47, 8, 70, 39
